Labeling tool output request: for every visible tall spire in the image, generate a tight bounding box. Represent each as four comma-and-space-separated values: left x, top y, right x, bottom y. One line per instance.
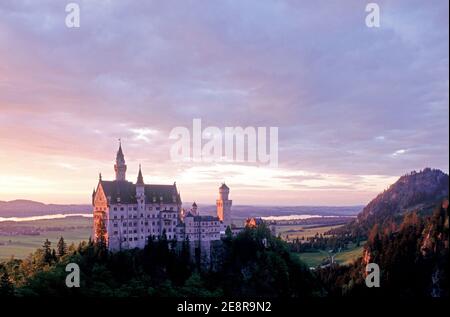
114, 140, 127, 181
116, 139, 124, 162
136, 164, 144, 185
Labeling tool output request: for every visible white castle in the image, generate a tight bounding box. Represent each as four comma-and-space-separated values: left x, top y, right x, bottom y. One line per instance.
92, 143, 232, 254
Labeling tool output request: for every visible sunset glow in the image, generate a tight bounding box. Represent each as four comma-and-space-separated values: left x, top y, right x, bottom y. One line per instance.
0, 0, 448, 205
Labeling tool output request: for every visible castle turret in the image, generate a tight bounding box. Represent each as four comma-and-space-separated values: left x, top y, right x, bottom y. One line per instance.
217, 183, 232, 228
191, 202, 198, 215
114, 141, 127, 181
136, 164, 145, 200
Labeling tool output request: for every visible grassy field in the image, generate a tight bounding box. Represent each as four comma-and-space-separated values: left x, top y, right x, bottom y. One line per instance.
276, 224, 344, 241
0, 217, 91, 260
297, 242, 365, 268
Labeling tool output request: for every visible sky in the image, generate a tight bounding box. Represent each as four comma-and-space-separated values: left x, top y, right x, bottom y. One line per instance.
0, 0, 448, 206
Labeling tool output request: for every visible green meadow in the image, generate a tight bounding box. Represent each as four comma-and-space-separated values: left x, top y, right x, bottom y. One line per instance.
276, 224, 344, 241
0, 217, 91, 260
297, 242, 365, 268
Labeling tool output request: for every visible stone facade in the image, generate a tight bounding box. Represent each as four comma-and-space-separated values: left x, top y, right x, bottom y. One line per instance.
92, 143, 233, 255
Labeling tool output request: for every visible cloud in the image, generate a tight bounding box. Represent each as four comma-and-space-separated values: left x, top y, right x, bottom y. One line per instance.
392, 149, 407, 157
0, 0, 448, 204
129, 128, 159, 143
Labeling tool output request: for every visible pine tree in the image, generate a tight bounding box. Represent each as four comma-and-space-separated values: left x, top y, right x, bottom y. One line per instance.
225, 226, 233, 239
95, 216, 107, 250
0, 270, 13, 296
42, 239, 53, 264
57, 236, 67, 258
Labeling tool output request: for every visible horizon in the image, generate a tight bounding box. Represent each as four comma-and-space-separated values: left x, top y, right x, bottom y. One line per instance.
0, 197, 366, 208
0, 1, 448, 205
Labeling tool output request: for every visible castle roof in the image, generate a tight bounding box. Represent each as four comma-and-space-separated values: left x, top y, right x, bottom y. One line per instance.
184, 212, 219, 222
193, 215, 220, 222
219, 183, 229, 190
99, 180, 181, 205
116, 143, 125, 161
136, 165, 144, 185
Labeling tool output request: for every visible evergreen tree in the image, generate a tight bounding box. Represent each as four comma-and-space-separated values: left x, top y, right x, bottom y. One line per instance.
57, 236, 68, 258
95, 216, 107, 251
225, 226, 233, 239
0, 270, 13, 296
42, 239, 53, 264
51, 249, 57, 262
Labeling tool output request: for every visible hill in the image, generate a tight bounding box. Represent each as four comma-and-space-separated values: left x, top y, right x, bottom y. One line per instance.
0, 200, 91, 217
346, 168, 448, 235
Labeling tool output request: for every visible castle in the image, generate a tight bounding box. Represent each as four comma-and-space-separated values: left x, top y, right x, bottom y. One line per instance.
92, 143, 232, 254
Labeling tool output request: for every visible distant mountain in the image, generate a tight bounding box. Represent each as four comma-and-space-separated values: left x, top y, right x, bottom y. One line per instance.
182, 203, 362, 220
0, 199, 361, 219
352, 168, 449, 234
0, 200, 91, 217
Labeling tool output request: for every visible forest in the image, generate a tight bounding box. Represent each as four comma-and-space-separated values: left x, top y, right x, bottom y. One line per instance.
0, 202, 448, 297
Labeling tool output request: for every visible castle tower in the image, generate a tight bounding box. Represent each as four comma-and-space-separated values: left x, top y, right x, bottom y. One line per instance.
136, 164, 145, 198
216, 183, 232, 228
191, 202, 198, 215
114, 141, 127, 181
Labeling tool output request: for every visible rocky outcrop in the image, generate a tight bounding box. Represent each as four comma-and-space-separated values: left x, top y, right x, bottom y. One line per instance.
353, 168, 449, 233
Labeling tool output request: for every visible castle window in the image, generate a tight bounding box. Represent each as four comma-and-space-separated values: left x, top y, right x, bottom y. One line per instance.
129, 230, 132, 234
134, 237, 138, 241
120, 207, 124, 211
123, 238, 126, 242
123, 223, 127, 227
133, 207, 137, 211
156, 207, 160, 211
129, 238, 132, 241
140, 213, 143, 218
113, 207, 117, 211
170, 207, 174, 211
123, 230, 126, 234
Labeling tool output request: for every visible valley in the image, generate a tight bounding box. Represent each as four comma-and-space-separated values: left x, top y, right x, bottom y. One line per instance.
0, 217, 91, 260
